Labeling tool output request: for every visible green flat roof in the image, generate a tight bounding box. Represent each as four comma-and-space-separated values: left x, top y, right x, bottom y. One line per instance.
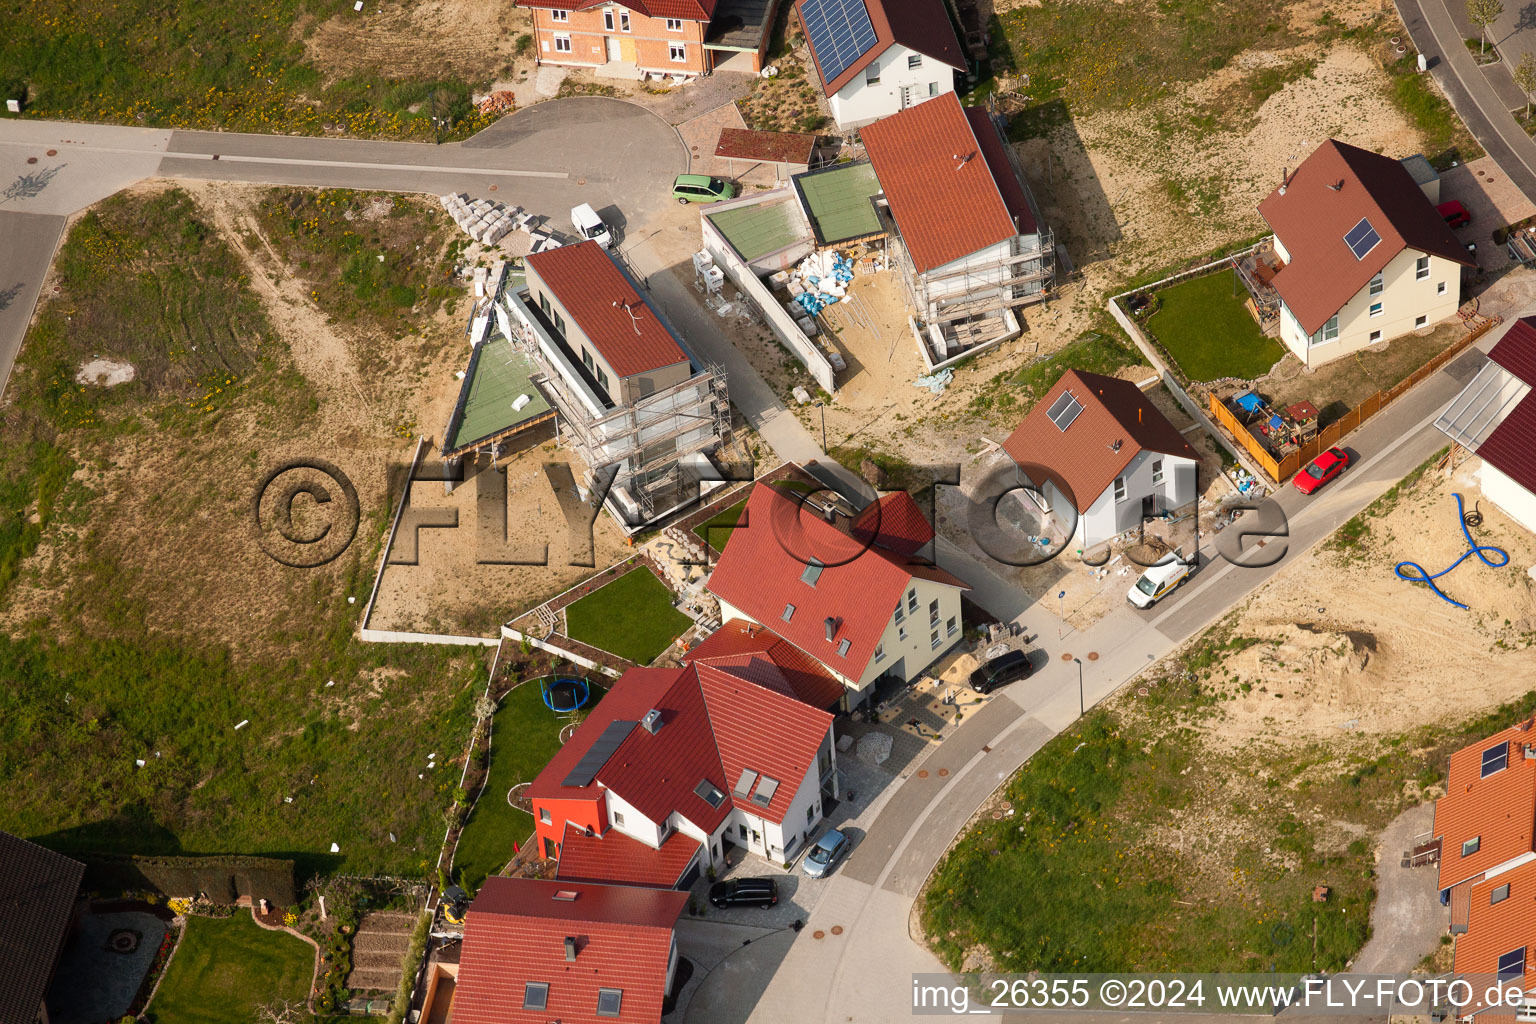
706, 199, 807, 263
794, 162, 883, 246
447, 340, 551, 454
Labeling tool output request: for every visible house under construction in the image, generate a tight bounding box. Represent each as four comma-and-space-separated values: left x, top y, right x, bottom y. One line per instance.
860, 93, 1054, 369
440, 241, 732, 531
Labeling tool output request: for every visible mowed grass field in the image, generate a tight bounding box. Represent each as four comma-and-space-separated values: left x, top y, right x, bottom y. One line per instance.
0, 188, 480, 876
1147, 272, 1286, 381
149, 914, 313, 1023
565, 568, 692, 665
452, 678, 607, 890
0, 0, 491, 138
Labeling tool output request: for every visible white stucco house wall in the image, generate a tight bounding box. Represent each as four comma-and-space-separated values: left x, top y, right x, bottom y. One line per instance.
1257, 139, 1474, 368
794, 0, 966, 129
706, 481, 971, 706
1002, 369, 1201, 550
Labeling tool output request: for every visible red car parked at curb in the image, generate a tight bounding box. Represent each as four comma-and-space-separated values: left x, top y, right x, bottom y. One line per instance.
1294, 447, 1351, 494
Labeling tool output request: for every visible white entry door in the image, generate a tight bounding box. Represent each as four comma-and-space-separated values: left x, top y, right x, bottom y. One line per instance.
899, 85, 915, 109
606, 37, 623, 61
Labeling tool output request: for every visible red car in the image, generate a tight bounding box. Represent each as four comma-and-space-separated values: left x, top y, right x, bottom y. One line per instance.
1294, 447, 1350, 494
1438, 200, 1472, 229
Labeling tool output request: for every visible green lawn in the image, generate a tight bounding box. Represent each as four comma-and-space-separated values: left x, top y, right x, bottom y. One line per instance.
968, 328, 1150, 421
564, 568, 692, 665
693, 498, 748, 550
150, 914, 313, 1024
1145, 272, 1286, 381
0, 188, 479, 877
452, 679, 605, 890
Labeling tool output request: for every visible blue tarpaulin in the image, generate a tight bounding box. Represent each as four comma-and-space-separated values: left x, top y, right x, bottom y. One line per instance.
1234, 391, 1264, 414
1267, 414, 1284, 431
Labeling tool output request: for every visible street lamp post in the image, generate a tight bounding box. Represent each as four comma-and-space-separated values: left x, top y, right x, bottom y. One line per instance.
813, 399, 827, 452
1057, 589, 1066, 639
1073, 657, 1084, 717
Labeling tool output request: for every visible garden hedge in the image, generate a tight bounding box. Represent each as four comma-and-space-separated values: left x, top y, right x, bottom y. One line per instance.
82, 853, 296, 906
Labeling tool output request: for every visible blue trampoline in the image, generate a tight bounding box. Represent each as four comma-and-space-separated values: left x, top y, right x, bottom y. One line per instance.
541, 677, 591, 712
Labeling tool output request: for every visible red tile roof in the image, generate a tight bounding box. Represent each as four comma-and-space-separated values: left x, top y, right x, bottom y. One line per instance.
684, 620, 848, 709
529, 663, 833, 830
519, 0, 714, 19
1453, 858, 1536, 987
1480, 391, 1536, 496
1434, 717, 1536, 890
796, 0, 965, 95
861, 94, 1029, 274
453, 877, 686, 1024
1257, 139, 1474, 336
555, 825, 702, 888
705, 481, 968, 680
849, 490, 934, 557
1490, 318, 1536, 385
1000, 370, 1198, 513
525, 240, 689, 378
715, 128, 820, 166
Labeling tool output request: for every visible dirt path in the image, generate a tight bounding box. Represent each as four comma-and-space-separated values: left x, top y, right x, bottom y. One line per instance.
1353, 802, 1443, 972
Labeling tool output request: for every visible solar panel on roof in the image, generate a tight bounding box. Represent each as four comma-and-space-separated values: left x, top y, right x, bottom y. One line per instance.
801, 0, 879, 84
1046, 391, 1083, 431
561, 720, 636, 788
1344, 217, 1381, 260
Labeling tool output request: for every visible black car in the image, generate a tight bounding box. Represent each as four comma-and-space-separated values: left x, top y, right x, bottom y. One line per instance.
708, 876, 779, 908
969, 649, 1033, 694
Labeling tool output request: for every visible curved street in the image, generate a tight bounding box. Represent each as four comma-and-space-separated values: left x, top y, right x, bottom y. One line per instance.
0, 92, 1519, 1024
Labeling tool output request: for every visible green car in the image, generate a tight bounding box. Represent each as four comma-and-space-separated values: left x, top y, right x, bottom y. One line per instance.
672, 174, 737, 205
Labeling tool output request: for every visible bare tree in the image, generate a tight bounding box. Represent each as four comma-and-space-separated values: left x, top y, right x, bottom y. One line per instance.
1516, 52, 1536, 119
252, 997, 311, 1024
1468, 0, 1504, 56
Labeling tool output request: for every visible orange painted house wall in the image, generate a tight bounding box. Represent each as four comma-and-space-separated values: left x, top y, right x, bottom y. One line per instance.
530, 6, 708, 75
532, 793, 607, 859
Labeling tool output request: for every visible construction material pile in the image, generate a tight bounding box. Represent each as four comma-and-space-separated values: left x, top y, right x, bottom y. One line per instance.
477, 91, 516, 115
787, 250, 855, 317
440, 193, 521, 244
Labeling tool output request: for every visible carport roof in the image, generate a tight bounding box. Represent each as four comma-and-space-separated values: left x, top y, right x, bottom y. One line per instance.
442, 339, 552, 457
792, 161, 884, 245
1436, 316, 1536, 496
705, 198, 809, 262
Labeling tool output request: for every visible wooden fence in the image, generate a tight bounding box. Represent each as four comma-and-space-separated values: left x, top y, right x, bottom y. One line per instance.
1207, 320, 1497, 482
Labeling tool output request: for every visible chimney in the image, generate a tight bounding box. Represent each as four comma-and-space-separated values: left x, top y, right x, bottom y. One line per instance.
1278, 166, 1289, 196
824, 617, 837, 642
1111, 439, 1123, 453
564, 937, 578, 961
640, 709, 663, 734
1327, 180, 1343, 192
1138, 408, 1142, 424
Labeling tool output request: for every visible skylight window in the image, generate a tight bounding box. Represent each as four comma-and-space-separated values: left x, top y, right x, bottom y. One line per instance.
782, 603, 795, 622
733, 768, 758, 798
1046, 391, 1083, 431
1483, 743, 1509, 778
524, 982, 550, 1010
801, 558, 825, 586
693, 779, 726, 808
752, 775, 780, 806
597, 989, 624, 1017
1344, 217, 1381, 260
552, 890, 579, 902
837, 638, 851, 657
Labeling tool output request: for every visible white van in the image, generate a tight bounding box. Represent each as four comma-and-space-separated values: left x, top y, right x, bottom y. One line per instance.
571, 203, 612, 248
1127, 557, 1195, 608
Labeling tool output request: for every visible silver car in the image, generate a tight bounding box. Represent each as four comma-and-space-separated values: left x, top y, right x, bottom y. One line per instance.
803, 829, 850, 878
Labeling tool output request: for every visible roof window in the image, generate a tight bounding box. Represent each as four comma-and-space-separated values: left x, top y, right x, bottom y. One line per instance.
752, 775, 780, 806
694, 779, 726, 808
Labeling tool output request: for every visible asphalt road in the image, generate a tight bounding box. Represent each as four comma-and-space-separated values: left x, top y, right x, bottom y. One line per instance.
0, 212, 64, 398
0, 98, 687, 403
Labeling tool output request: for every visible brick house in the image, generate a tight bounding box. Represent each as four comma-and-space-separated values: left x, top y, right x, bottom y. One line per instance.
519, 1, 780, 80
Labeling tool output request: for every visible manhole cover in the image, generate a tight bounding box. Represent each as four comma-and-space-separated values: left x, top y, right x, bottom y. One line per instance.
488, 184, 498, 191
26, 156, 36, 164
830, 925, 843, 935
813, 930, 825, 939
1087, 652, 1099, 661
937, 768, 949, 777
578, 177, 587, 185
47, 149, 57, 156
1060, 652, 1073, 661
917, 769, 929, 778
